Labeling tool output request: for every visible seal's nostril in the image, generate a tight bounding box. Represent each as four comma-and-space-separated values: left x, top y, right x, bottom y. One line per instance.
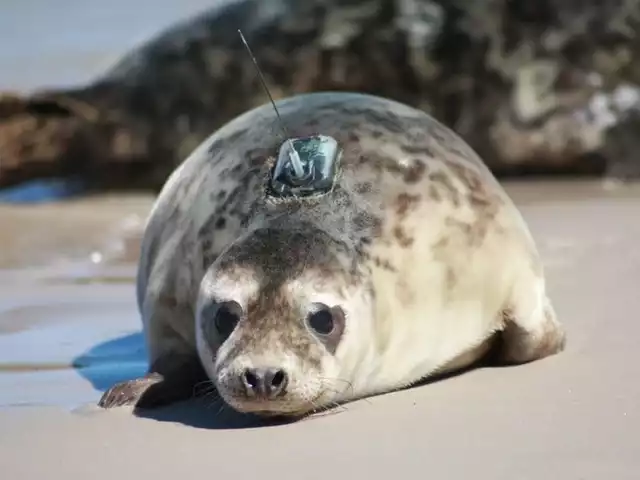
271, 369, 285, 388
265, 368, 288, 397
241, 367, 288, 398
243, 369, 259, 390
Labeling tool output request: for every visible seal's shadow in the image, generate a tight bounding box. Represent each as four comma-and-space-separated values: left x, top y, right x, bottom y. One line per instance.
72, 331, 514, 430
72, 331, 298, 430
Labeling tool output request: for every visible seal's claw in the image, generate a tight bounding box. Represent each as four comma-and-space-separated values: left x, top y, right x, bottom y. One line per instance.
98, 375, 161, 409
97, 361, 206, 410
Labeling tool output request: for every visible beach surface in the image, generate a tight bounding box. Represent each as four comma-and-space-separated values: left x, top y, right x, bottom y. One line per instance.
1, 180, 639, 479
1, 1, 640, 478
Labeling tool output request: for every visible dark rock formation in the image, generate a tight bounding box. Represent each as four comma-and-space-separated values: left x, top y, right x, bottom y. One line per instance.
2, 0, 640, 193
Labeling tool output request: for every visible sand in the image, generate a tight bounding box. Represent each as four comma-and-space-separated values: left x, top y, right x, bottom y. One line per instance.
0, 179, 639, 479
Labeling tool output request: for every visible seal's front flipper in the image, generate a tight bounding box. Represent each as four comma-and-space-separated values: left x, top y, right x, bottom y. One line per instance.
98, 355, 208, 409
98, 373, 164, 408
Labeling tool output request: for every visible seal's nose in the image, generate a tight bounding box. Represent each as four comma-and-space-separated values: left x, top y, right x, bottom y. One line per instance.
242, 367, 288, 398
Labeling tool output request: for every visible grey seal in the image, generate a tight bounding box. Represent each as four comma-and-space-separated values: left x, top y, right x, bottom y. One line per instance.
98, 91, 566, 417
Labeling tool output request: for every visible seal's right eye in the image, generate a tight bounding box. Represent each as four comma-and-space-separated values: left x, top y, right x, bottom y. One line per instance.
213, 301, 243, 339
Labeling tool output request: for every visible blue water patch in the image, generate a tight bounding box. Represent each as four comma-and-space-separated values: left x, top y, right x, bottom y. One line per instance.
0, 178, 87, 204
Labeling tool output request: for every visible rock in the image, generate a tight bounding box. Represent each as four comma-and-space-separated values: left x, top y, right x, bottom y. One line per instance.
2, 0, 640, 193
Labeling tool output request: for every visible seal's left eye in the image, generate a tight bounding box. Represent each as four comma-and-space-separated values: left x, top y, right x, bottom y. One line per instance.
214, 301, 242, 339
306, 303, 346, 354
307, 305, 335, 335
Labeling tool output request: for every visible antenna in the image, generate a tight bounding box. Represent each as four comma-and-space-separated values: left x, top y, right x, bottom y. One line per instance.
237, 29, 305, 179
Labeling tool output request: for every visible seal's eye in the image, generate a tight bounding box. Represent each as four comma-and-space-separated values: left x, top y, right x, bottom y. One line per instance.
308, 307, 335, 335
306, 303, 346, 354
214, 301, 242, 339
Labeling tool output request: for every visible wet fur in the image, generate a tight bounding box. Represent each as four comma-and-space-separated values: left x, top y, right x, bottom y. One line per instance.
98, 92, 566, 414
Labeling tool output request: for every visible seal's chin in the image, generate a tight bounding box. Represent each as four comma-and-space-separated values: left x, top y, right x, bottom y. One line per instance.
217, 393, 323, 418
210, 363, 334, 418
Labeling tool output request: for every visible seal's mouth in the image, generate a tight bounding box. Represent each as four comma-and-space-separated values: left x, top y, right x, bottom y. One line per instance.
217, 391, 327, 419
250, 411, 303, 422
211, 363, 336, 418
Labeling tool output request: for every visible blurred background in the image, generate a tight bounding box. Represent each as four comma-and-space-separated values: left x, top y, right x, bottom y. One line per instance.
0, 0, 219, 92
3, 0, 640, 200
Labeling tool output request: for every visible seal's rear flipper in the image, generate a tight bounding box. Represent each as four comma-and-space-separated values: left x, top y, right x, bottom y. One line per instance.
496, 299, 567, 365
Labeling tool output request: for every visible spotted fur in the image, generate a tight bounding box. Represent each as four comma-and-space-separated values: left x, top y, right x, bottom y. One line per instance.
98, 92, 566, 416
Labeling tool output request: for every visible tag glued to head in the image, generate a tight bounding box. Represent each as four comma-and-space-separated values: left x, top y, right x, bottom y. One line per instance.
237, 29, 342, 199
269, 134, 342, 198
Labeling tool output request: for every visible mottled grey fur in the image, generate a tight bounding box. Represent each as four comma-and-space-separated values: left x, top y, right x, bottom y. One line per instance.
98, 92, 565, 416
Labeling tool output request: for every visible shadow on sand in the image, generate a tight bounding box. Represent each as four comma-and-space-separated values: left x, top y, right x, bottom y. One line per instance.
71, 331, 301, 430
72, 330, 510, 430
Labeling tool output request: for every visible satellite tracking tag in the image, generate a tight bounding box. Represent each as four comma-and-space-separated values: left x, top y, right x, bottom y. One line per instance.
237, 29, 342, 198
269, 134, 342, 197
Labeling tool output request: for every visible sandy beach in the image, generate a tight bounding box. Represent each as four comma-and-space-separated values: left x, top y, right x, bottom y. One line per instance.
2, 1, 640, 478
0, 180, 639, 479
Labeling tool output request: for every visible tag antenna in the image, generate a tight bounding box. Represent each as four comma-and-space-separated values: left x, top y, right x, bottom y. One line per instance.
237, 29, 304, 179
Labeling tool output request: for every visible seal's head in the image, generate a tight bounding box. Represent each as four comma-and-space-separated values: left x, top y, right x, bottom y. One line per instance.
195, 224, 372, 417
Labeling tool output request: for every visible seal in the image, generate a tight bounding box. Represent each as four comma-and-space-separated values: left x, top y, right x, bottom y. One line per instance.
98, 91, 566, 417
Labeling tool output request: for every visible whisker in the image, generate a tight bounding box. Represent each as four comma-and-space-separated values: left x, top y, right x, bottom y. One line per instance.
203, 395, 228, 417
203, 390, 220, 403
317, 402, 348, 418
318, 376, 375, 408
318, 376, 355, 395
215, 401, 227, 417
196, 386, 217, 398
192, 379, 216, 397
193, 379, 213, 389
333, 401, 349, 414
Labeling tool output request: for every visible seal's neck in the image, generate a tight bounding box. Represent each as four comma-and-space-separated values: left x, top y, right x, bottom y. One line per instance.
253, 187, 375, 256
